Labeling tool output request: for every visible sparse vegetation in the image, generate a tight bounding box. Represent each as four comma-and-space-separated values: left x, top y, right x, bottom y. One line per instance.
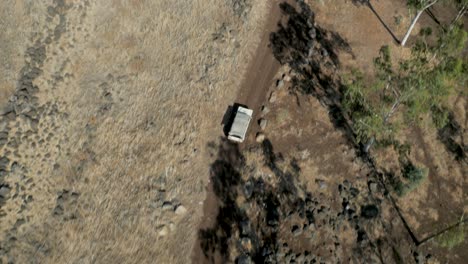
436, 217, 466, 249
393, 162, 428, 196
343, 23, 467, 150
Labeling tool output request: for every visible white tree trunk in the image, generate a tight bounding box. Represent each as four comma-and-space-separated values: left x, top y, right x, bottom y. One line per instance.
401, 1, 439, 47
401, 10, 424, 46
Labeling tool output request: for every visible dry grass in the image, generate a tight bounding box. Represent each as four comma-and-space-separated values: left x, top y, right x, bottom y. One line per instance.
0, 0, 270, 263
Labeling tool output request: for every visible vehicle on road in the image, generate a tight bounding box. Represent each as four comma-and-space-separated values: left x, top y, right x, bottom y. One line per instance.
227, 106, 253, 143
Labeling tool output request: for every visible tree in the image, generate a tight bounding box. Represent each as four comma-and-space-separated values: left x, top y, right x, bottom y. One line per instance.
343, 24, 467, 151
401, 0, 468, 46
401, 0, 439, 46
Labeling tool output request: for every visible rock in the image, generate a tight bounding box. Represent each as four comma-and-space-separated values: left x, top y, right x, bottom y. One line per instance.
269, 92, 277, 103
261, 106, 270, 115
0, 157, 9, 170
236, 254, 252, 264
284, 75, 291, 82
241, 237, 252, 251
240, 220, 252, 236
169, 222, 176, 231
162, 201, 173, 211
0, 104, 14, 116
158, 226, 169, 237
243, 180, 254, 199
369, 182, 378, 193
0, 185, 11, 198
361, 205, 379, 219
256, 132, 265, 143
276, 79, 284, 89
258, 118, 267, 130
315, 179, 327, 190
291, 225, 302, 237
175, 205, 187, 215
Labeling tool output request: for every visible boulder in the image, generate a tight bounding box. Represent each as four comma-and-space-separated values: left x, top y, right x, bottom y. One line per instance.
276, 79, 284, 89
175, 205, 187, 215
269, 92, 277, 103
256, 133, 265, 143
258, 118, 267, 130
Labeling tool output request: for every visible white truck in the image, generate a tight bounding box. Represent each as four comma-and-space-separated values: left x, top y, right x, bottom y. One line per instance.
227, 106, 253, 143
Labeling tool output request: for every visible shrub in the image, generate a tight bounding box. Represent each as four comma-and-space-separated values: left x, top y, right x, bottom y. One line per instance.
394, 163, 428, 196
436, 222, 465, 249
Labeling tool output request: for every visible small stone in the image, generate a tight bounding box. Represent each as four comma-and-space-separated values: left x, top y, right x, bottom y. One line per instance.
241, 237, 252, 251
256, 132, 265, 143
269, 92, 277, 103
175, 205, 187, 215
162, 201, 173, 211
292, 225, 302, 237
158, 226, 169, 237
0, 185, 11, 198
169, 222, 176, 231
315, 179, 327, 190
261, 105, 270, 115
284, 75, 291, 82
259, 118, 267, 130
236, 254, 252, 264
276, 79, 284, 89
369, 182, 378, 193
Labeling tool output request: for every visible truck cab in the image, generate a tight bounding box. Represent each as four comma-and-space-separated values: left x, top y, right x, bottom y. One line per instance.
227, 106, 253, 143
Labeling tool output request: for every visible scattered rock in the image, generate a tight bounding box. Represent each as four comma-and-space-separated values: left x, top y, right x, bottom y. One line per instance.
162, 201, 173, 211
369, 182, 378, 193
158, 226, 169, 237
0, 185, 11, 198
361, 205, 379, 219
258, 118, 267, 130
261, 105, 270, 115
175, 204, 187, 215
315, 179, 327, 190
256, 132, 265, 143
241, 237, 252, 251
269, 92, 277, 103
169, 222, 176, 232
236, 254, 253, 264
292, 225, 302, 237
276, 79, 284, 89
243, 180, 254, 199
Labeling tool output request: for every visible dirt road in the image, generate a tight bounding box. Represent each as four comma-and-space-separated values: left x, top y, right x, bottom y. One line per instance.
236, 0, 291, 146
192, 1, 286, 263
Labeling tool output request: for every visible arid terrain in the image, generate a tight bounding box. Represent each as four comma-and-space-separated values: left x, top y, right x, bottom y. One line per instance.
0, 0, 466, 264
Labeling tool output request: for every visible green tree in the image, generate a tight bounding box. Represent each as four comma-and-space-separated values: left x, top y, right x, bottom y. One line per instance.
344, 24, 467, 151
402, 0, 468, 46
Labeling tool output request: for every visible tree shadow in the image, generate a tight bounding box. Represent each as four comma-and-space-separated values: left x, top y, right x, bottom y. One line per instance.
438, 113, 467, 162
270, 1, 366, 157
198, 138, 315, 263
351, 0, 400, 44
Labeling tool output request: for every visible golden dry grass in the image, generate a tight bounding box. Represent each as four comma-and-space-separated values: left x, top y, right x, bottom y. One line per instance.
0, 0, 270, 263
